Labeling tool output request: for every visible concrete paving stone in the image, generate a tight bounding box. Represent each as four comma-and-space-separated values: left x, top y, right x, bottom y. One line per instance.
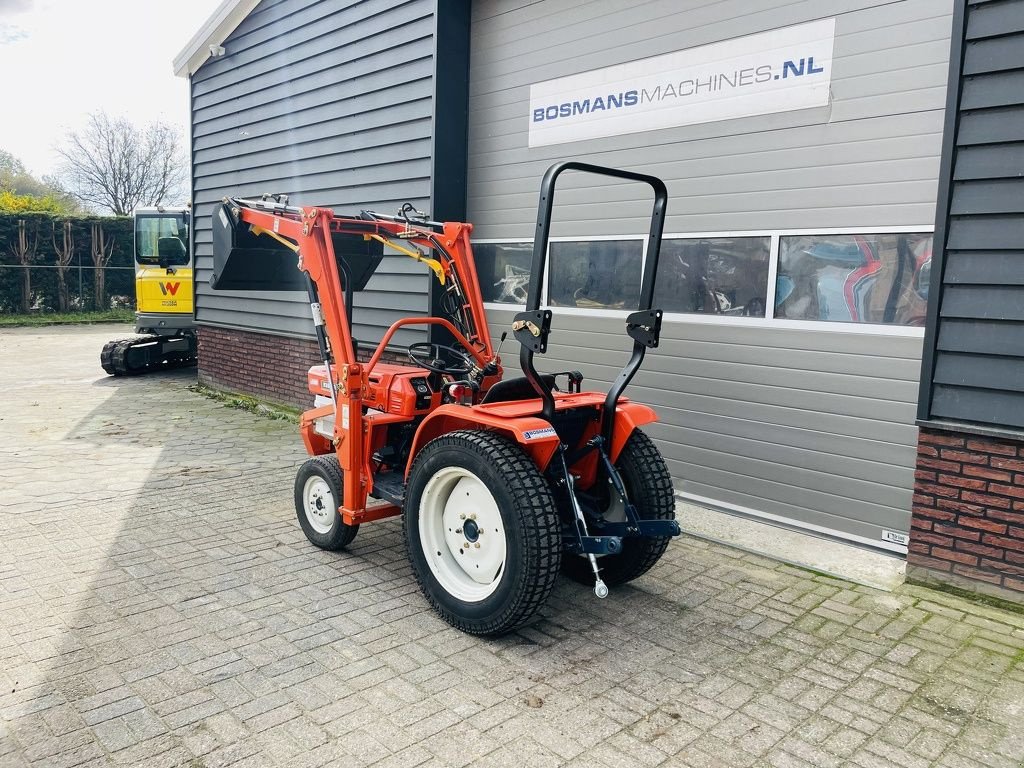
4, 326, 1024, 767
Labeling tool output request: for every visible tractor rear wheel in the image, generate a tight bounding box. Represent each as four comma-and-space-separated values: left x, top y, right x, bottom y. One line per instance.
404, 430, 561, 635
562, 429, 676, 586
294, 455, 359, 550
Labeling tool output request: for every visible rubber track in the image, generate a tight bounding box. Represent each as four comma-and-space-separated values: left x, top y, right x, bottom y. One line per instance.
404, 429, 562, 635
100, 336, 196, 376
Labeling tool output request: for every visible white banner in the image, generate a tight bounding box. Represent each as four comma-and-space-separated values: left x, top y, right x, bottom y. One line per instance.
528, 19, 835, 147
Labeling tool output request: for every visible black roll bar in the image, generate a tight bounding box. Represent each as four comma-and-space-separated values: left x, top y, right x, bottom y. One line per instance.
516, 161, 667, 440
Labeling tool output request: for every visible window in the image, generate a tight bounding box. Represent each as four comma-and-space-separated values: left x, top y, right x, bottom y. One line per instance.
548, 239, 643, 309
776, 233, 933, 326
135, 214, 190, 267
654, 237, 771, 317
474, 242, 533, 304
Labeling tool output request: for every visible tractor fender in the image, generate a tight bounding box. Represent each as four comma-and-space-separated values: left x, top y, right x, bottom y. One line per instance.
608, 401, 658, 463
405, 404, 562, 477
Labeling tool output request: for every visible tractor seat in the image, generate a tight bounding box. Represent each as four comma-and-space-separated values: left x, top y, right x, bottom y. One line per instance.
480, 374, 555, 404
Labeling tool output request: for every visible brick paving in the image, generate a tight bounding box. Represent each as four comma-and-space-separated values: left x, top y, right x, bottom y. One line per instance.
1, 325, 1023, 768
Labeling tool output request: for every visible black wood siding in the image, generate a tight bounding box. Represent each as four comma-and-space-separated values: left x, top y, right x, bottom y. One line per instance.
920, 0, 1024, 429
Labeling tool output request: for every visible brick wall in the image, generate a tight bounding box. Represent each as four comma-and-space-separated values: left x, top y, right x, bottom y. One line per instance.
197, 326, 321, 408
909, 427, 1024, 601
197, 326, 409, 409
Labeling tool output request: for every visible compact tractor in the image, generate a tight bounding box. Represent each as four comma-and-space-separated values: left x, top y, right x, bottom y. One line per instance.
101, 206, 198, 375
212, 162, 680, 635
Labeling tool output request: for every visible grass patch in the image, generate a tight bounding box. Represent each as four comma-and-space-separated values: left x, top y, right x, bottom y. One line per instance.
188, 383, 300, 423
0, 309, 135, 327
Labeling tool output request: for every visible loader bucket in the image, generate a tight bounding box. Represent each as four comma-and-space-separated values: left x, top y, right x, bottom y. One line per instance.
210, 201, 385, 292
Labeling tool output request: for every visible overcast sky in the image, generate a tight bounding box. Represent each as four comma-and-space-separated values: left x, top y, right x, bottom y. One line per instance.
0, 0, 223, 177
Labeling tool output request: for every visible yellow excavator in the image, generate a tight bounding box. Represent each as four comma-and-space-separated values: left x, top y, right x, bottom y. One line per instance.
100, 205, 197, 375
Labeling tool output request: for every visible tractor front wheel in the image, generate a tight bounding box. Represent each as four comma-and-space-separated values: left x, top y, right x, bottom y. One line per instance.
294, 455, 359, 550
404, 430, 561, 635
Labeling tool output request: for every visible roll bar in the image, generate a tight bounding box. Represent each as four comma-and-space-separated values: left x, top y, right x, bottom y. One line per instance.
515, 161, 667, 441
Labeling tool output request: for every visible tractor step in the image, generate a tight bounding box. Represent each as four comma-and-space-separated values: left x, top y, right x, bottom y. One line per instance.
370, 471, 405, 507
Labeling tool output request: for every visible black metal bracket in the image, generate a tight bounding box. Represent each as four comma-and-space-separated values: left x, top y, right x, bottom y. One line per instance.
564, 536, 623, 555
512, 309, 551, 354
626, 309, 663, 349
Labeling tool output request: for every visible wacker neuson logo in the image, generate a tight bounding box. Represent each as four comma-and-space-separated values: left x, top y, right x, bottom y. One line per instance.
528, 18, 835, 147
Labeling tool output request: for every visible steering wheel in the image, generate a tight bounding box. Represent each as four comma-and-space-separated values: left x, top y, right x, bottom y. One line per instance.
408, 342, 474, 376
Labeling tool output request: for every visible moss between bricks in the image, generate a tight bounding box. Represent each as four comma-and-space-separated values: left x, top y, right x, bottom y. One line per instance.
905, 572, 1024, 617
189, 383, 300, 423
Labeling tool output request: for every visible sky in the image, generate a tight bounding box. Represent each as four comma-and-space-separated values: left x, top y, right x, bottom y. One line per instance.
0, 0, 224, 178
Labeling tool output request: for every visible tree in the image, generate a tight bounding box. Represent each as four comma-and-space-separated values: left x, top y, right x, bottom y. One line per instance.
0, 150, 78, 212
90, 221, 115, 309
52, 220, 75, 311
56, 111, 187, 216
9, 219, 38, 313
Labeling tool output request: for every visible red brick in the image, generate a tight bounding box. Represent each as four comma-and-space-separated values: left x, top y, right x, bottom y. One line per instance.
913, 505, 956, 522
933, 523, 980, 541
991, 457, 1024, 472
907, 552, 952, 572
958, 517, 1008, 535
955, 540, 1005, 559
938, 474, 987, 491
1004, 576, 1024, 593
1010, 526, 1024, 539
915, 470, 937, 483
931, 547, 978, 566
961, 491, 1013, 509
963, 465, 1013, 483
981, 534, 1024, 553
967, 438, 1017, 457
913, 493, 936, 508
920, 432, 966, 447
917, 483, 960, 500
989, 483, 1024, 500
917, 457, 962, 473
917, 445, 939, 458
911, 518, 933, 532
987, 508, 1024, 524
909, 541, 931, 556
1008, 550, 1024, 566
951, 564, 1004, 585
980, 558, 1024, 577
914, 532, 955, 548
936, 498, 986, 517
940, 449, 989, 465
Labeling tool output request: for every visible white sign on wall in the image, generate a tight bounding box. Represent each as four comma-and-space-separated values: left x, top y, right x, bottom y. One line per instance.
528, 18, 836, 147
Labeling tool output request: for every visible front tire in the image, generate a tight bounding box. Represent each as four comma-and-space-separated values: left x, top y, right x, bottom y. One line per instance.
404, 430, 561, 635
294, 455, 359, 550
562, 429, 675, 586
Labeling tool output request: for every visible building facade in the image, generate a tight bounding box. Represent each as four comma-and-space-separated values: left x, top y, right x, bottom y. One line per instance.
176, 1, 958, 560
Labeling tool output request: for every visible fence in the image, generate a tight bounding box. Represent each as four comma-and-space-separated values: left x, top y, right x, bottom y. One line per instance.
0, 214, 134, 314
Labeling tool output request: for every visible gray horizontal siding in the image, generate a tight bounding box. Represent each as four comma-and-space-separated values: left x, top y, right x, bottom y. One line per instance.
925, 0, 1024, 429
467, 0, 946, 547
191, 0, 435, 346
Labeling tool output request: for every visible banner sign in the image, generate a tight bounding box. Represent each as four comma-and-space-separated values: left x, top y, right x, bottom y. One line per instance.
528, 18, 835, 147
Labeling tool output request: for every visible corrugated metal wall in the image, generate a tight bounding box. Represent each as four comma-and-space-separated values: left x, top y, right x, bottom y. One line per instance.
924, 0, 1024, 428
469, 0, 953, 550
190, 0, 435, 346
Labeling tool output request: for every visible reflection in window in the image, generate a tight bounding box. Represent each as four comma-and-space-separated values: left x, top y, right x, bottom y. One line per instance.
654, 237, 770, 317
776, 234, 933, 325
474, 242, 533, 304
548, 240, 642, 309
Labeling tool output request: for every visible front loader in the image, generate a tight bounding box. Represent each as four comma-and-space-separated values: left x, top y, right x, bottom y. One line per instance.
211, 162, 680, 635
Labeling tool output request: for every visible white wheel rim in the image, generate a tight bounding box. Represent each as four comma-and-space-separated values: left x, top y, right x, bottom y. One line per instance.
419, 466, 508, 602
302, 475, 337, 535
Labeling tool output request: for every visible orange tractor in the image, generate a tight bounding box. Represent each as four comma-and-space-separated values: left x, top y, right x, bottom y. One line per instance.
212, 162, 679, 634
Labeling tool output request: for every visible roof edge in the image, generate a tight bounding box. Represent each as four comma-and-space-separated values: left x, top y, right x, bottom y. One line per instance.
173, 0, 261, 78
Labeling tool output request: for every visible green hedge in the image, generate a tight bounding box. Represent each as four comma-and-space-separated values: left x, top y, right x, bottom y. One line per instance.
0, 213, 134, 313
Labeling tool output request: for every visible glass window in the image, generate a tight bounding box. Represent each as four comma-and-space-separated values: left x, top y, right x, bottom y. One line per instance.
654, 237, 771, 317
776, 233, 933, 325
474, 242, 533, 304
135, 214, 190, 267
548, 240, 643, 309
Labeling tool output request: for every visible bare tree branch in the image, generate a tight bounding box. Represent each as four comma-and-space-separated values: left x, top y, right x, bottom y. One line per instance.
55, 111, 188, 215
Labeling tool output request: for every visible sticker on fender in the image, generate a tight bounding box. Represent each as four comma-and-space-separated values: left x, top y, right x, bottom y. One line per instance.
523, 427, 557, 440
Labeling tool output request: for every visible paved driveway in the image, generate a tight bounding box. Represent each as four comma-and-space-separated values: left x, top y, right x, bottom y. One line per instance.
1, 325, 1023, 768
